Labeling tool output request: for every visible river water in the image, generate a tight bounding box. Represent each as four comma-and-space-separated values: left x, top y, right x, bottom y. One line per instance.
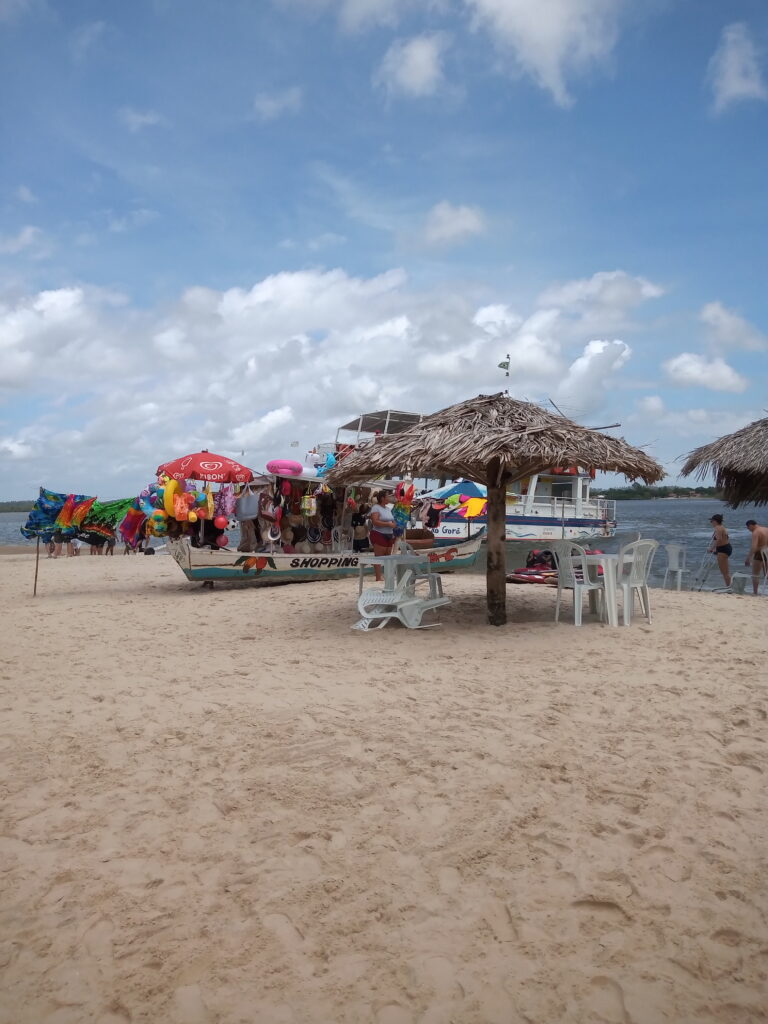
2, 499, 763, 585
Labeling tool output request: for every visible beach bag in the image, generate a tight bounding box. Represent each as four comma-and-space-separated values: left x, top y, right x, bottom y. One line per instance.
214, 485, 236, 518
236, 484, 260, 522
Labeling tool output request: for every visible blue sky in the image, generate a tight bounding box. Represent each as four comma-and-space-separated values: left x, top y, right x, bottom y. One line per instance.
1, 0, 766, 498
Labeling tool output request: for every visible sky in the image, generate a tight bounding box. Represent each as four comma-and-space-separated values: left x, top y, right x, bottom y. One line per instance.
1, 0, 767, 499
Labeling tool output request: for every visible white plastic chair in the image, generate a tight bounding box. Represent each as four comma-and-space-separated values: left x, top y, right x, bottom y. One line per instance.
750, 550, 768, 595
616, 539, 659, 626
551, 541, 606, 626
662, 543, 690, 591
354, 571, 450, 630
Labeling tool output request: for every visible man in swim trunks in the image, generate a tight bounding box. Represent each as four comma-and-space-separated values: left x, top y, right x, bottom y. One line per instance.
745, 520, 768, 595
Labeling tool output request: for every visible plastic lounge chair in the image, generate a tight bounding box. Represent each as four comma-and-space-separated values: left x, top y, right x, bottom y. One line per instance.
414, 571, 443, 598
550, 541, 607, 627
662, 543, 690, 591
353, 593, 450, 630
354, 571, 449, 630
615, 539, 659, 626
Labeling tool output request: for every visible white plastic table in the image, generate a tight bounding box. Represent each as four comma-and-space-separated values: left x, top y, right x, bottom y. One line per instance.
585, 553, 620, 628
357, 553, 430, 594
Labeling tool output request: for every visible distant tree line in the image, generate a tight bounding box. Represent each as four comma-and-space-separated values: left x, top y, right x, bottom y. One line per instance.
0, 501, 34, 512
601, 484, 722, 501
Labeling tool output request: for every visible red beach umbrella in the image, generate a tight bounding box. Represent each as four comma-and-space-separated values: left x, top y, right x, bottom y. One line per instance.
156, 450, 254, 484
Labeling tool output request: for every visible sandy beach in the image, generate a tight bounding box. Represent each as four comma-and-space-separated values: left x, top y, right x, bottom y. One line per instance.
1, 551, 766, 1024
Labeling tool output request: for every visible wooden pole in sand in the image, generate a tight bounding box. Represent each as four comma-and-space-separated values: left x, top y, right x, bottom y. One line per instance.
33, 537, 41, 597
486, 458, 507, 627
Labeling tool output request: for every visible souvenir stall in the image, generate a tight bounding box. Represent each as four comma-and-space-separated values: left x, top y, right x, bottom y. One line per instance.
162, 454, 484, 586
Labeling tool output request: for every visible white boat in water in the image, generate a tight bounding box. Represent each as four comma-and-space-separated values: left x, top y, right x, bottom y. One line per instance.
425, 471, 617, 544
322, 409, 617, 546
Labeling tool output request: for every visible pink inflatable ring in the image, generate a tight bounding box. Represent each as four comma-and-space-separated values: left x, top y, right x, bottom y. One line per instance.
266, 459, 303, 477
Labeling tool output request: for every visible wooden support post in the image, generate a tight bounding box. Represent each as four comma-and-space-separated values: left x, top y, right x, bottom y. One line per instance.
33, 536, 41, 597
486, 459, 507, 626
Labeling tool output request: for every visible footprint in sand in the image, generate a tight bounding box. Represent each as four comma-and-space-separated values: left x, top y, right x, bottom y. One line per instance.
171, 984, 212, 1024
95, 1007, 132, 1024
480, 898, 519, 942
437, 865, 461, 894
585, 976, 629, 1023
262, 913, 314, 979
82, 917, 114, 966
376, 1004, 414, 1024
419, 955, 462, 997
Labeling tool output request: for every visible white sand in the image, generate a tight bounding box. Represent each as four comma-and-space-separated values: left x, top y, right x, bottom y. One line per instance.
1, 553, 766, 1023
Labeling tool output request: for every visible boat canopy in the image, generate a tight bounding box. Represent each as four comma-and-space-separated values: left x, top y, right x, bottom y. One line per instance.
336, 410, 424, 440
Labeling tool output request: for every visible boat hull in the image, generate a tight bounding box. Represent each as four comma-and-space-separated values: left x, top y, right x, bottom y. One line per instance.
168, 534, 483, 585
432, 514, 615, 544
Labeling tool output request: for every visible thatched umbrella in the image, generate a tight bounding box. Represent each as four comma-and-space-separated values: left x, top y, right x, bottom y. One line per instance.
681, 415, 768, 507
328, 393, 664, 625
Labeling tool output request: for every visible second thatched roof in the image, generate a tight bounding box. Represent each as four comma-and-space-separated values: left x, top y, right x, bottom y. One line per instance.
328, 393, 664, 485
681, 415, 768, 506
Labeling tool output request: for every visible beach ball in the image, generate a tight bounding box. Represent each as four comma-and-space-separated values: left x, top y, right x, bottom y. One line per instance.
213, 515, 228, 529
151, 509, 168, 526
215, 534, 229, 547
196, 506, 208, 519
227, 518, 237, 531
195, 491, 207, 506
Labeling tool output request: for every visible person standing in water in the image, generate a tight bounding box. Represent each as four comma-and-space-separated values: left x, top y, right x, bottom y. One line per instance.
708, 514, 732, 589
745, 519, 768, 595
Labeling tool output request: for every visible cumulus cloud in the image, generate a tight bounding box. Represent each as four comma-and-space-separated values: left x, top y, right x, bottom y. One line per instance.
118, 107, 165, 132
556, 339, 631, 414
253, 86, 303, 121
663, 352, 747, 393
375, 33, 449, 97
0, 0, 33, 21
288, 0, 412, 32
700, 301, 766, 351
0, 225, 50, 258
0, 266, 651, 495
465, 0, 624, 107
708, 23, 767, 115
107, 208, 159, 233
630, 395, 756, 441
423, 201, 486, 245
70, 20, 105, 61
473, 304, 523, 336
540, 269, 663, 310
15, 185, 37, 204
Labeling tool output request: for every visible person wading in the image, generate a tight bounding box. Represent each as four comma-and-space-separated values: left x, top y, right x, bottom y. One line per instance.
745, 519, 768, 595
709, 513, 732, 589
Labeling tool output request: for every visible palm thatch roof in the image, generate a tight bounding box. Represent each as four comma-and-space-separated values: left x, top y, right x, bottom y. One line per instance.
681, 416, 768, 506
328, 393, 664, 486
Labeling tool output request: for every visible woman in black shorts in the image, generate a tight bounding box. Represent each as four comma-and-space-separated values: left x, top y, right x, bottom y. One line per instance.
709, 514, 732, 589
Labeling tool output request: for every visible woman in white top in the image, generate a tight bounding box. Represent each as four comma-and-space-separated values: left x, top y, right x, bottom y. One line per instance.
369, 489, 396, 582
